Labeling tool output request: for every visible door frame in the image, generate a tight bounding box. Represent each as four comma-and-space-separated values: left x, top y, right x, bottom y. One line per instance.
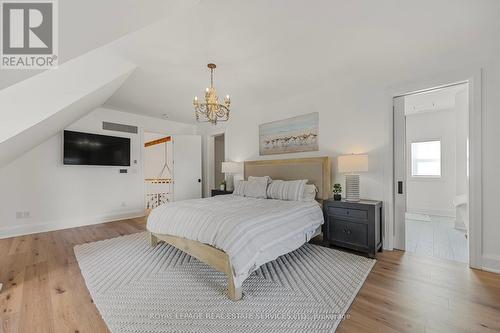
141, 130, 172, 210
202, 127, 226, 198
384, 68, 482, 269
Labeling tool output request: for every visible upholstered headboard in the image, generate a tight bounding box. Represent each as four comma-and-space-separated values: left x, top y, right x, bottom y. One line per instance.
244, 157, 332, 200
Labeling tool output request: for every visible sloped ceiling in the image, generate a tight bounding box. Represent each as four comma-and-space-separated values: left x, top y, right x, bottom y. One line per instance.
101, 0, 500, 124
0, 51, 135, 166
0, 0, 199, 90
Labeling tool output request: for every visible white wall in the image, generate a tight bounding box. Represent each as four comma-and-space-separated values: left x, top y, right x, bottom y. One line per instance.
405, 109, 456, 217
222, 76, 390, 202
0, 108, 196, 238
0, 50, 136, 167
209, 57, 500, 272
455, 90, 469, 197
144, 132, 173, 180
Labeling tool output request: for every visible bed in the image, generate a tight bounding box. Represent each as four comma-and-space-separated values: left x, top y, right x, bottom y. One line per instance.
147, 157, 331, 301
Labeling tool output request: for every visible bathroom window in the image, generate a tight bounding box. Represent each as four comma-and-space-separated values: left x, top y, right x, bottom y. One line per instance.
411, 140, 441, 178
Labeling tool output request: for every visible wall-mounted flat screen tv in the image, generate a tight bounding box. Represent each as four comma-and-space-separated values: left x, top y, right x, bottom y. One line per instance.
63, 130, 131, 166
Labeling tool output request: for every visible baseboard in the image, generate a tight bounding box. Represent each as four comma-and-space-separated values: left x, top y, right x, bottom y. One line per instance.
0, 209, 146, 239
406, 208, 456, 218
482, 254, 500, 274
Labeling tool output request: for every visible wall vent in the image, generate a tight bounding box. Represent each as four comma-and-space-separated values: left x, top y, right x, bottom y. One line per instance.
103, 122, 138, 134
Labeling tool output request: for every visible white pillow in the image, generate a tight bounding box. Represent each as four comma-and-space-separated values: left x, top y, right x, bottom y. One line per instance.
233, 180, 268, 199
233, 181, 247, 196
244, 179, 268, 199
248, 176, 272, 184
301, 184, 318, 202
267, 179, 307, 201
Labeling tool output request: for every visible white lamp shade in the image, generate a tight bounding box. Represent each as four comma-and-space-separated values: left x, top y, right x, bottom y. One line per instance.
338, 154, 368, 173
221, 161, 243, 174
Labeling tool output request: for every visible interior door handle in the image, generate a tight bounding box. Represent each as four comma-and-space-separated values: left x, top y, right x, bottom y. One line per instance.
198, 179, 202, 183
398, 181, 403, 194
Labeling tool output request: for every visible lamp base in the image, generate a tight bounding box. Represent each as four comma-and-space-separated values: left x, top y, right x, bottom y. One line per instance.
345, 174, 360, 202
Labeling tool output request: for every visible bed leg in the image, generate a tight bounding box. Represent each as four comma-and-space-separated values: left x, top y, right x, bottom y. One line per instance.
227, 268, 242, 301
149, 232, 158, 247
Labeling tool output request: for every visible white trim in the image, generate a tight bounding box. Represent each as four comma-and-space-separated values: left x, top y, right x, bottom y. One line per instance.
385, 67, 482, 269
0, 209, 145, 240
481, 254, 500, 274
467, 70, 483, 269
406, 208, 455, 218
201, 126, 226, 198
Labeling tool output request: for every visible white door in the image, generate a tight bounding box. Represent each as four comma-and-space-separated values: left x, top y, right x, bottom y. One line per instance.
393, 96, 406, 250
172, 135, 202, 201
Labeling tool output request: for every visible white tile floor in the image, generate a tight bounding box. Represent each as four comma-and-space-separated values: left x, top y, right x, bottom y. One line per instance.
405, 214, 468, 263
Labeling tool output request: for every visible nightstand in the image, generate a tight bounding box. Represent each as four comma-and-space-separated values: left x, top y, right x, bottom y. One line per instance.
211, 189, 233, 197
323, 199, 383, 258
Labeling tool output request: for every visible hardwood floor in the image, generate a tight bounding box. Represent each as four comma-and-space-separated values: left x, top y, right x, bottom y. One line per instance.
1, 218, 499, 333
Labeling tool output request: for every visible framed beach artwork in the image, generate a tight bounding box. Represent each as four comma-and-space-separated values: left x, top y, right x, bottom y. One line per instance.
259, 112, 319, 155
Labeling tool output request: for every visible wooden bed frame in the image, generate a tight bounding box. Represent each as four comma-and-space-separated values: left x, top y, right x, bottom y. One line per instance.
148, 156, 331, 301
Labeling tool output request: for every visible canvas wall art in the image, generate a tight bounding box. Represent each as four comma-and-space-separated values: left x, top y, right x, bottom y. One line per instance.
259, 112, 319, 155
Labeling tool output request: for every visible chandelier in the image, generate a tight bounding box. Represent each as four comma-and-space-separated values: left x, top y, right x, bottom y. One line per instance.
193, 63, 230, 125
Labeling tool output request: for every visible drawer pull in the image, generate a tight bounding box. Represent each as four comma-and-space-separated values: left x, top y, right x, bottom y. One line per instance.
342, 229, 352, 235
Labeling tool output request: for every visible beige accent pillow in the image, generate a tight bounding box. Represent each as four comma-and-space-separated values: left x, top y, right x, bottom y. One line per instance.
248, 176, 272, 184
267, 179, 307, 201
301, 184, 318, 202
233, 179, 268, 199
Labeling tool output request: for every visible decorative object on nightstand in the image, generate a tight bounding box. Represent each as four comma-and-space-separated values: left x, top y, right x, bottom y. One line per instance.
219, 180, 226, 191
338, 154, 368, 202
221, 161, 243, 191
211, 189, 233, 197
333, 183, 342, 201
323, 199, 382, 258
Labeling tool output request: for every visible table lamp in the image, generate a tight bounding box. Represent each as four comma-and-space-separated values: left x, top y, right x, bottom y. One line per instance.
221, 161, 243, 191
338, 154, 368, 202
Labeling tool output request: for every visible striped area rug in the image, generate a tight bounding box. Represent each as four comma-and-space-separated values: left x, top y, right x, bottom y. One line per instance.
74, 232, 375, 333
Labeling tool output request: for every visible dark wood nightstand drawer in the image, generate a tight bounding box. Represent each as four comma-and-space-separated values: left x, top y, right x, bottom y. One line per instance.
323, 199, 382, 258
327, 207, 368, 221
329, 219, 368, 248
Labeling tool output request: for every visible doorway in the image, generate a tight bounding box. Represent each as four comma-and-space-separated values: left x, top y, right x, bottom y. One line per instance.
143, 131, 173, 209
394, 83, 470, 264
214, 134, 225, 191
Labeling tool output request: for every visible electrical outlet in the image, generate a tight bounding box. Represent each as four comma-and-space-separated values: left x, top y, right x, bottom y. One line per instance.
15, 211, 30, 219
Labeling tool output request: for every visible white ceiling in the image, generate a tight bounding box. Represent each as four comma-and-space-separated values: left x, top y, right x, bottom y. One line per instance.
0, 0, 195, 90
101, 0, 500, 124
2, 0, 500, 124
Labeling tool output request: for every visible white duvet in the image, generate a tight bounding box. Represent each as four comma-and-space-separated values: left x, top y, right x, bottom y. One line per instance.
147, 195, 324, 286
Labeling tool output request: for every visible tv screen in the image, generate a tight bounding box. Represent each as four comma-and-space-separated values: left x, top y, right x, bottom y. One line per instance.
63, 130, 131, 166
